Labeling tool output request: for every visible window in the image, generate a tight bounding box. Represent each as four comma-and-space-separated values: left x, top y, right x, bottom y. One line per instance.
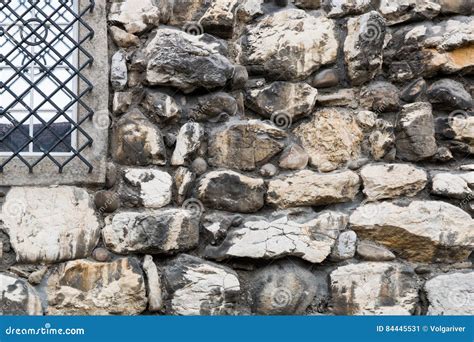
0, 0, 108, 185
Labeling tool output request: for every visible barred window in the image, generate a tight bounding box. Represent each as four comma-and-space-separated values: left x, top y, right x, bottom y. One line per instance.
0, 0, 108, 185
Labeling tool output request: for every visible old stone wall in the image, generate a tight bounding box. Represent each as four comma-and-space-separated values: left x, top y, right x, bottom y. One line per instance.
1, 0, 473, 316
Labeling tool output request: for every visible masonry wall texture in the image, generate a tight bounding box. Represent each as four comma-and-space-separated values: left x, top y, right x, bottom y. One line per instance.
1, 0, 474, 316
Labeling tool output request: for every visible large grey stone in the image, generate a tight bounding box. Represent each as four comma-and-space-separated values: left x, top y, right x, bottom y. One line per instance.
384, 17, 474, 80
185, 92, 238, 122
122, 169, 173, 208
162, 254, 240, 315
112, 109, 167, 166
330, 262, 418, 315
267, 170, 360, 208
245, 82, 318, 121
294, 108, 363, 172
431, 172, 472, 199
110, 50, 127, 90
102, 209, 199, 254
171, 123, 205, 166
250, 260, 320, 315
47, 258, 147, 315
145, 29, 235, 93
425, 272, 474, 315
427, 79, 473, 110
1, 187, 100, 264
360, 163, 427, 201
395, 102, 437, 161
378, 0, 440, 25
208, 120, 286, 171
325, 0, 373, 18
360, 81, 400, 113
240, 9, 338, 80
108, 0, 161, 34
205, 211, 348, 263
344, 11, 386, 85
196, 170, 266, 213
0, 273, 42, 315
350, 201, 474, 262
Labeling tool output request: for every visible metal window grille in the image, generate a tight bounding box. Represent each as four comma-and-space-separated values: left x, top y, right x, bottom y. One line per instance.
0, 0, 95, 173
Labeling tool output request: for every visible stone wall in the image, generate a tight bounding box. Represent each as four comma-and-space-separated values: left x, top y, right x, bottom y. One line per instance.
1, 0, 473, 316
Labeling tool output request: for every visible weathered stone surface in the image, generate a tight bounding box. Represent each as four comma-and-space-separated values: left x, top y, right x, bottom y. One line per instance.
109, 26, 140, 48
110, 50, 127, 90
267, 170, 360, 208
360, 163, 427, 201
325, 0, 373, 18
250, 260, 319, 315
208, 120, 286, 171
185, 92, 238, 122
279, 144, 308, 170
318, 89, 358, 108
174, 167, 195, 205
142, 255, 163, 312
0, 273, 42, 315
143, 91, 181, 122
294, 108, 363, 172
384, 17, 474, 80
400, 78, 427, 102
450, 115, 474, 150
369, 119, 395, 160
162, 254, 240, 315
205, 211, 348, 263
235, 0, 264, 23
196, 170, 266, 213
47, 258, 147, 315
171, 123, 205, 166
425, 272, 474, 315
378, 0, 440, 25
112, 91, 132, 114
360, 82, 400, 113
331, 230, 357, 261
356, 110, 377, 130
200, 0, 238, 39
112, 109, 167, 166
240, 9, 338, 80
344, 11, 386, 85
122, 169, 173, 208
427, 79, 472, 110
395, 102, 437, 161
108, 0, 161, 34
350, 201, 474, 262
102, 209, 199, 254
330, 262, 418, 315
245, 82, 318, 121
431, 172, 472, 199
438, 0, 473, 14
145, 29, 234, 93
1, 187, 100, 264
356, 240, 396, 261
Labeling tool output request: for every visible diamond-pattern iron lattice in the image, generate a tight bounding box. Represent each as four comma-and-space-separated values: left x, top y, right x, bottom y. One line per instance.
0, 0, 95, 173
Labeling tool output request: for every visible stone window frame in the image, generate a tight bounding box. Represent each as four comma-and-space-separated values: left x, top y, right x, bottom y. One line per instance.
0, 0, 108, 186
